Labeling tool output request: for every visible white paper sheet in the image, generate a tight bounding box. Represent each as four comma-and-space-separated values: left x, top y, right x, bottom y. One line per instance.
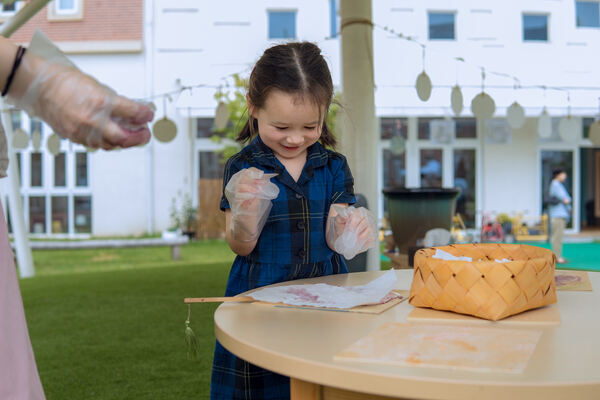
248, 269, 398, 309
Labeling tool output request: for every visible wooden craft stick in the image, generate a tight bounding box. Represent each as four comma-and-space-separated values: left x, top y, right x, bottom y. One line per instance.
184, 296, 255, 304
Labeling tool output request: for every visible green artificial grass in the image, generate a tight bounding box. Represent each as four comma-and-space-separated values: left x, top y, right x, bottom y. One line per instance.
20, 240, 235, 399
517, 242, 600, 272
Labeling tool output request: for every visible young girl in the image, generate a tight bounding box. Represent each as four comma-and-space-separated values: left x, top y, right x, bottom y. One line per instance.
211, 42, 376, 400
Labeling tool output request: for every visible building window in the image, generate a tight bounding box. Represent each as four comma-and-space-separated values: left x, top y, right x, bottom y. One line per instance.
0, 1, 22, 16
523, 14, 548, 41
10, 110, 21, 131
420, 149, 443, 188
197, 118, 217, 138
268, 10, 296, 39
75, 152, 88, 187
455, 118, 477, 138
383, 149, 406, 189
51, 196, 68, 233
55, 0, 77, 14
199, 151, 224, 179
30, 119, 42, 135
74, 196, 92, 233
54, 153, 66, 187
31, 153, 43, 187
329, 0, 338, 38
29, 196, 46, 234
47, 0, 83, 21
576, 1, 600, 27
428, 12, 455, 40
454, 149, 476, 227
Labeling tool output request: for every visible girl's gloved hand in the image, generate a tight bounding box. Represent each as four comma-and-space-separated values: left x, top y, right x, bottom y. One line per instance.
5, 30, 154, 150
225, 167, 279, 242
327, 204, 378, 260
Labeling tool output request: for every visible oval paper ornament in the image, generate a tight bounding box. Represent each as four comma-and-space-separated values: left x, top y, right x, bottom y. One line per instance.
31, 130, 42, 151
451, 85, 463, 116
152, 117, 177, 143
558, 117, 578, 142
214, 101, 230, 131
471, 92, 495, 120
416, 71, 432, 102
537, 109, 552, 138
47, 133, 61, 155
390, 134, 406, 156
12, 128, 29, 150
506, 101, 525, 130
588, 120, 600, 145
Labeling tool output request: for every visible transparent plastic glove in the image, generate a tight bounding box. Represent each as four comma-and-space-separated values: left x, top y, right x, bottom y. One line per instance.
5, 29, 154, 150
225, 167, 279, 242
327, 204, 378, 260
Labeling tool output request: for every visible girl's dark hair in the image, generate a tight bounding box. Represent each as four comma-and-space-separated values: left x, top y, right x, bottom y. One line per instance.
236, 42, 336, 148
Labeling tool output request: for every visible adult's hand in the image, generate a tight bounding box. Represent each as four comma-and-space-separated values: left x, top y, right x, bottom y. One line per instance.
4, 31, 154, 150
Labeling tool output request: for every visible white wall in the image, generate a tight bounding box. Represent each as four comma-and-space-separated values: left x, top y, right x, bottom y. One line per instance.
69, 53, 150, 236
481, 118, 540, 217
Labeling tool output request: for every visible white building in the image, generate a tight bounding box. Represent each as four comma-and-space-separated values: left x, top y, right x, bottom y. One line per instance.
1, 0, 599, 237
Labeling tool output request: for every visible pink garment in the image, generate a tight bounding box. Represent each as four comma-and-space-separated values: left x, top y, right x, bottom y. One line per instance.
0, 205, 45, 400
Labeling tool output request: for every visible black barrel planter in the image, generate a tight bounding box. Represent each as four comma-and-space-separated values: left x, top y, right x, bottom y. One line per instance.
382, 188, 460, 255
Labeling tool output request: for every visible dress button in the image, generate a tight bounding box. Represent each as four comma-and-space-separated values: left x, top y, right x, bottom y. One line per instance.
298, 249, 306, 258
297, 221, 305, 230
295, 193, 303, 199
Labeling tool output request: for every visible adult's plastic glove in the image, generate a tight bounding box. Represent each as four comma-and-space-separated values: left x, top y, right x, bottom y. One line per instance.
6, 30, 153, 150
225, 167, 279, 242
327, 204, 378, 260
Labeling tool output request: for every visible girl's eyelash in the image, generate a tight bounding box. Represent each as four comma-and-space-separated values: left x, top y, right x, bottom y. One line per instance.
275, 126, 288, 130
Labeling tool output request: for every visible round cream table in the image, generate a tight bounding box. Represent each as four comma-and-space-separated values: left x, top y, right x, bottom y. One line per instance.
214, 269, 600, 400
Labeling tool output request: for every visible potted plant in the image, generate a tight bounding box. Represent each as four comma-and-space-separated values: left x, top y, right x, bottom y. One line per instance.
163, 193, 197, 240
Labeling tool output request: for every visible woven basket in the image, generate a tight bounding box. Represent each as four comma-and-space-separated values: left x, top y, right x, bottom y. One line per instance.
409, 243, 557, 321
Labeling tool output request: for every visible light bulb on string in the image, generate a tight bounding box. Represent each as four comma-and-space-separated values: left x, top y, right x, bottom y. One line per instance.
11, 127, 29, 150
415, 45, 432, 102
537, 86, 552, 138
506, 78, 525, 130
152, 94, 177, 143
558, 91, 578, 142
47, 133, 61, 155
450, 57, 464, 116
471, 67, 495, 121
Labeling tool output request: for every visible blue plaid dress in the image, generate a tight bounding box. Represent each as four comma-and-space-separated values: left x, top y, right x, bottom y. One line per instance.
210, 135, 356, 400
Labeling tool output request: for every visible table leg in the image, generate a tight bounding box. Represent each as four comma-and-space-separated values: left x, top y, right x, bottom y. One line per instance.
290, 378, 321, 400
290, 379, 406, 400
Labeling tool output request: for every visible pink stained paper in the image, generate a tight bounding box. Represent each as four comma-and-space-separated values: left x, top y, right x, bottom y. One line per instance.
248, 269, 398, 309
0, 205, 46, 399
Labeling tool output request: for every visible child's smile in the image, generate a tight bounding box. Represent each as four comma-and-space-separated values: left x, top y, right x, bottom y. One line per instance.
252, 89, 322, 163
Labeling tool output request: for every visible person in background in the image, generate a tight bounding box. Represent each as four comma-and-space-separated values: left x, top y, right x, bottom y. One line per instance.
548, 167, 571, 264
0, 34, 154, 399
